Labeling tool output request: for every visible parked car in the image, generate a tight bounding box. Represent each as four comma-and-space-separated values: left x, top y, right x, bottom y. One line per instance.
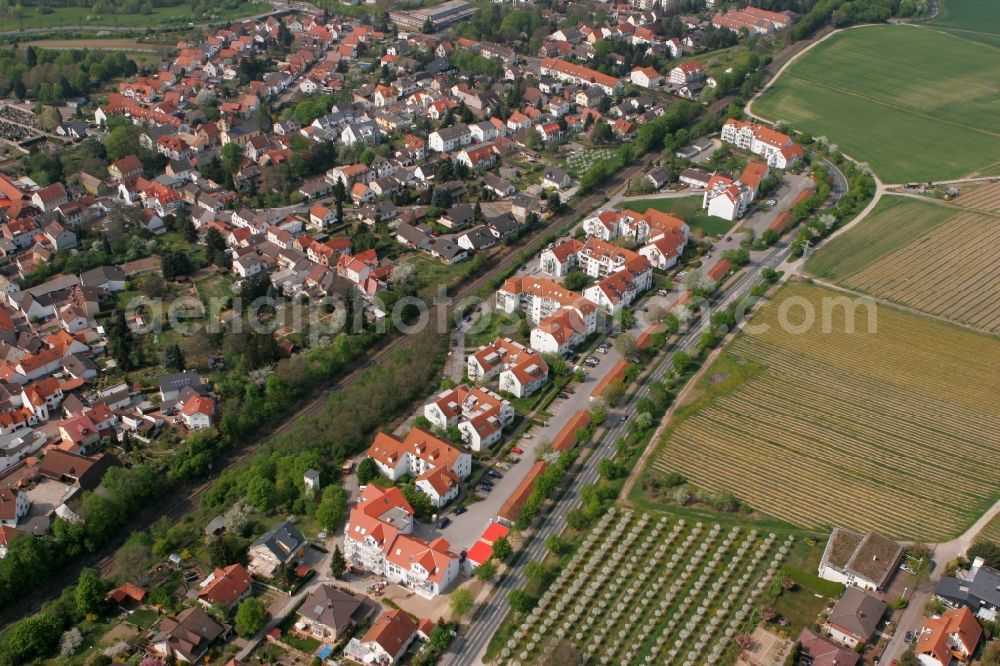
488, 470, 503, 479
478, 484, 493, 493
511, 446, 524, 455
454, 507, 467, 515
436, 517, 451, 529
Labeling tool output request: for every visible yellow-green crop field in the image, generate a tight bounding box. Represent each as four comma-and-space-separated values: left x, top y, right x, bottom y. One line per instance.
653, 282, 1000, 540
807, 196, 1000, 334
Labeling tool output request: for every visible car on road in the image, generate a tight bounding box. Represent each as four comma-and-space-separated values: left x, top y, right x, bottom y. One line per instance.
511, 446, 524, 455
725, 236, 732, 242
618, 416, 626, 426
454, 507, 467, 515
436, 517, 451, 529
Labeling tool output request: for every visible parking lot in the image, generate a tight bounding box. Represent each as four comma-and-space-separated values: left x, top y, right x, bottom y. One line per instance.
435, 342, 626, 551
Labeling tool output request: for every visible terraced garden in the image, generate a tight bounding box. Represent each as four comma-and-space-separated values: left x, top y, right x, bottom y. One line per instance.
807, 196, 1000, 334
652, 282, 1000, 541
498, 508, 793, 665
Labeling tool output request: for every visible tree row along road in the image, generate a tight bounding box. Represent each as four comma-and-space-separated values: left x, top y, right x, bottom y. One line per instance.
446, 153, 856, 664
445, 238, 798, 666
1, 159, 648, 625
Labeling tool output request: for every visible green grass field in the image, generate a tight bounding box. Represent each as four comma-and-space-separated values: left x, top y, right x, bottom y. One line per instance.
649, 282, 1000, 541
753, 25, 1000, 182
932, 0, 1000, 47
807, 195, 1000, 334
625, 196, 733, 236
1, 2, 268, 31
805, 196, 952, 279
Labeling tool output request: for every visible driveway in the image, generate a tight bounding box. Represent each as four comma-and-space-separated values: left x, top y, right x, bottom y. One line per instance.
880, 496, 1000, 664
740, 173, 815, 236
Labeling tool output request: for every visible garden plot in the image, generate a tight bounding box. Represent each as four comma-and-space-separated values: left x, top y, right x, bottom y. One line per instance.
499, 508, 793, 665
563, 149, 614, 178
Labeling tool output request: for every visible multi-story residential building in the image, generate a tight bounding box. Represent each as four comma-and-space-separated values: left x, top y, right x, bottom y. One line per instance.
383, 534, 461, 598
496, 276, 598, 330
712, 6, 792, 34
721, 118, 805, 169
669, 61, 706, 86
344, 485, 414, 572
342, 485, 460, 598
367, 427, 472, 483
424, 386, 516, 451
540, 58, 623, 95
428, 123, 472, 152
467, 337, 550, 398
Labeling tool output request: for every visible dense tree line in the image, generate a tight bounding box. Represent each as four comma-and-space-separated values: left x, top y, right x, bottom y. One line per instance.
453, 5, 548, 53
0, 463, 161, 649
0, 46, 136, 103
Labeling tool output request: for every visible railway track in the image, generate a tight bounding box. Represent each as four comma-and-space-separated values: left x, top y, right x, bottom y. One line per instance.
2, 159, 648, 623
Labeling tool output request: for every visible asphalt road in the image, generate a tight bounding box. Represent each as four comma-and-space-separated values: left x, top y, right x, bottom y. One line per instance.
443, 240, 795, 666
444, 153, 853, 665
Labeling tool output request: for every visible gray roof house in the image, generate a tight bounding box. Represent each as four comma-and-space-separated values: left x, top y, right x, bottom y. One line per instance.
295, 585, 365, 642
248, 521, 307, 578
158, 371, 204, 403
936, 557, 1000, 621
825, 587, 887, 647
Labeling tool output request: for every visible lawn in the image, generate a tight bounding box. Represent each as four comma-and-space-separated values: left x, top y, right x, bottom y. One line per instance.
752, 25, 1000, 182
1, 2, 269, 31
499, 508, 796, 665
806, 195, 1000, 334
650, 281, 1000, 541
126, 608, 160, 629
625, 196, 734, 237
